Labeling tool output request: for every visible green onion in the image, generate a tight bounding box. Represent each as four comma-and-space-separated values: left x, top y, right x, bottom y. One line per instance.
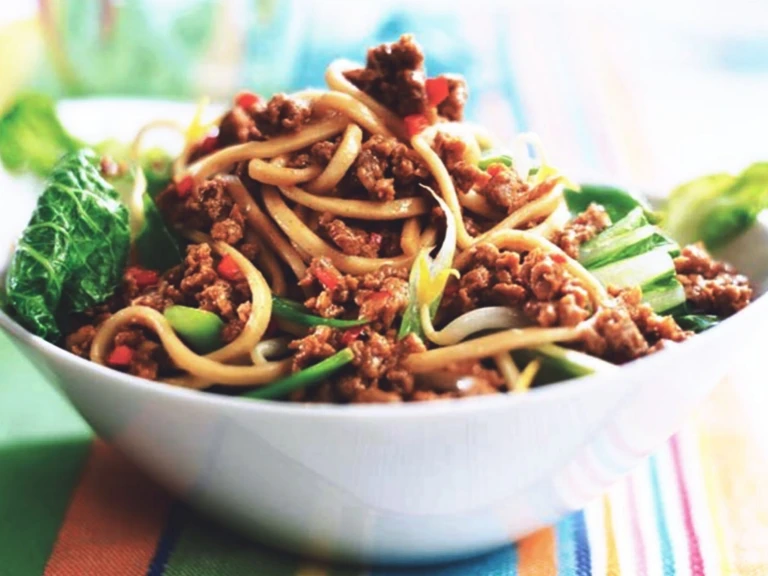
244, 348, 355, 400
164, 305, 224, 353
271, 296, 368, 328
581, 224, 678, 269
478, 152, 514, 170
675, 314, 720, 333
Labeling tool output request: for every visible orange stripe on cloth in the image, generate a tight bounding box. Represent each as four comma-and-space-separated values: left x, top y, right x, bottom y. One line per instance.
43, 440, 172, 576
518, 527, 557, 576
603, 497, 621, 576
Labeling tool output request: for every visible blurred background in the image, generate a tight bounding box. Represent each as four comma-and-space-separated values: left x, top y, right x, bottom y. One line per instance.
1, 0, 767, 193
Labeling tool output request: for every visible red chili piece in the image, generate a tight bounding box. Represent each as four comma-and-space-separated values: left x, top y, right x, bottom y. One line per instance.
176, 175, 194, 198
217, 255, 244, 282
107, 345, 133, 368
314, 267, 340, 291
425, 77, 450, 107
551, 253, 567, 265
486, 163, 506, 177
404, 114, 430, 138
340, 326, 364, 346
235, 91, 262, 109
127, 266, 159, 289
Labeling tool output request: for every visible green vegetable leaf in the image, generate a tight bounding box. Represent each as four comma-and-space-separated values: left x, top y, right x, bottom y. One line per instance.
675, 314, 720, 333
565, 184, 656, 223
5, 149, 130, 340
0, 93, 85, 177
478, 151, 514, 170
272, 296, 368, 328
663, 163, 768, 249
244, 348, 355, 400
135, 192, 183, 271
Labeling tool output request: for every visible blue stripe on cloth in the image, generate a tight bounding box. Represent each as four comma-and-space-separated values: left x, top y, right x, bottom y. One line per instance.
372, 544, 517, 576
650, 455, 676, 576
145, 501, 185, 576
557, 511, 591, 576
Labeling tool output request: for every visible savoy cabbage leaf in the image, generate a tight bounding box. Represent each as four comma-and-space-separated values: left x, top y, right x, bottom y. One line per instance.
5, 149, 130, 341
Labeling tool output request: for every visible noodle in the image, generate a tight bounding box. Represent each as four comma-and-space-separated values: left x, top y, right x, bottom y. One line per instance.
313, 92, 395, 138
91, 306, 291, 386
403, 326, 583, 373
306, 123, 363, 194
400, 217, 422, 256
471, 180, 564, 244
250, 236, 287, 296
262, 186, 415, 274
529, 199, 570, 238
494, 353, 520, 389
411, 133, 476, 249
325, 59, 408, 140
455, 229, 610, 306
278, 184, 429, 220
420, 224, 438, 249
129, 119, 185, 161
248, 159, 323, 186
225, 176, 308, 280
459, 191, 498, 219
183, 116, 349, 184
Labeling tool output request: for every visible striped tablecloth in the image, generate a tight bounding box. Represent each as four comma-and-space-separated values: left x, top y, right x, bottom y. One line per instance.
3, 325, 768, 576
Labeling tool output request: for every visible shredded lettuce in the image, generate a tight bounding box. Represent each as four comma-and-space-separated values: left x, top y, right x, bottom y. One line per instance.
663, 163, 768, 250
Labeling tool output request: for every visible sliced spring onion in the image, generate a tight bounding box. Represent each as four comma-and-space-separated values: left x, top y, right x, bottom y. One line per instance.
535, 344, 617, 377
251, 337, 290, 365
478, 152, 513, 170
674, 314, 720, 333
591, 247, 676, 290
272, 296, 367, 328
164, 305, 224, 353
513, 359, 541, 393
244, 347, 355, 400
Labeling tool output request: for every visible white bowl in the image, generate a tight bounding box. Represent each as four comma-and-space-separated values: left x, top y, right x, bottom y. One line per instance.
2, 100, 766, 566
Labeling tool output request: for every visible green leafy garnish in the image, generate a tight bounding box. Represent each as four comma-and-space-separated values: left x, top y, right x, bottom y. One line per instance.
5, 149, 130, 340
272, 296, 368, 328
0, 93, 85, 177
664, 163, 768, 250
478, 151, 514, 170
244, 348, 355, 400
135, 191, 183, 271
675, 314, 720, 333
564, 184, 657, 223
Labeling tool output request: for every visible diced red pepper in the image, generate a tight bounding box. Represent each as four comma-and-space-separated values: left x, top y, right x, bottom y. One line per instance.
107, 345, 133, 368
176, 175, 194, 198
217, 255, 244, 282
404, 114, 430, 138
486, 163, 506, 177
425, 77, 450, 107
126, 266, 159, 289
235, 91, 262, 109
314, 267, 340, 291
340, 326, 364, 346
551, 253, 567, 265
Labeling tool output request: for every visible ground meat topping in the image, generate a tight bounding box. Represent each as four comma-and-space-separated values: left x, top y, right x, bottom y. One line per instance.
354, 134, 430, 200
355, 266, 410, 329
217, 93, 313, 146
310, 137, 341, 166
300, 258, 358, 318
319, 213, 383, 258
432, 132, 487, 195
343, 34, 427, 117
445, 244, 593, 328
436, 75, 468, 121
580, 305, 649, 363
65, 325, 97, 358
674, 243, 752, 316
613, 286, 691, 345
477, 167, 541, 215
554, 204, 612, 259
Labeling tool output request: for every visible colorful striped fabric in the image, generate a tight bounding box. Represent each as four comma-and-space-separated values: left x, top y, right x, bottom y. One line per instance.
3, 373, 768, 576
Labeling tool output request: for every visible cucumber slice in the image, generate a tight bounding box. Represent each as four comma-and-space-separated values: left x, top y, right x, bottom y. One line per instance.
642, 280, 687, 313
591, 247, 675, 289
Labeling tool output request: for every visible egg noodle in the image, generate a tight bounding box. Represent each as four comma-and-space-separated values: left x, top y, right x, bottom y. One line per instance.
91, 58, 593, 392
